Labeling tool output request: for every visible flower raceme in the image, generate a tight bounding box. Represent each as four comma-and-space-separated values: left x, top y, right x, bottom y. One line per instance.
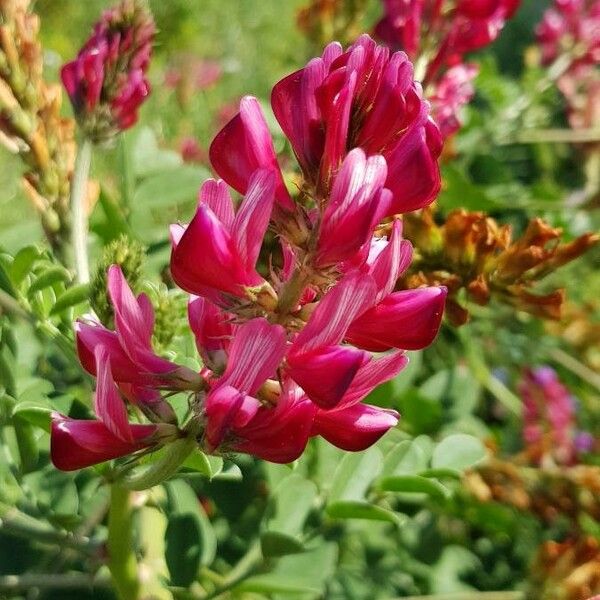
52, 36, 447, 472
373, 1, 520, 140
61, 0, 155, 142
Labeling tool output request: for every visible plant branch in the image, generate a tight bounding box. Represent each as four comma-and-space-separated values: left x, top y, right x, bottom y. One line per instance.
107, 483, 140, 600
550, 347, 600, 393
0, 573, 110, 593
71, 138, 93, 284
199, 541, 262, 600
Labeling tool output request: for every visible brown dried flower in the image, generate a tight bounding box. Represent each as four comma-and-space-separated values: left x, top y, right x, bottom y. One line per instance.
0, 0, 76, 259
401, 206, 599, 325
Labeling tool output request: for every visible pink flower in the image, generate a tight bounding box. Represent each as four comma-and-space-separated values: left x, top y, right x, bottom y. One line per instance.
209, 96, 294, 211
76, 266, 202, 396
61, 0, 155, 141
51, 415, 159, 471
188, 296, 233, 373
536, 0, 600, 67
51, 346, 177, 471
519, 366, 577, 466
313, 403, 400, 451
201, 318, 316, 463
271, 35, 442, 210
429, 63, 479, 139
315, 149, 392, 267
170, 171, 277, 306
286, 271, 413, 409
211, 35, 441, 218
375, 0, 520, 84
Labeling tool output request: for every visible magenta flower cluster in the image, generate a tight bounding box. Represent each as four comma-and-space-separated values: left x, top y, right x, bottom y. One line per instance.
520, 367, 595, 466
374, 0, 521, 139
536, 0, 600, 131
52, 35, 447, 471
61, 0, 155, 141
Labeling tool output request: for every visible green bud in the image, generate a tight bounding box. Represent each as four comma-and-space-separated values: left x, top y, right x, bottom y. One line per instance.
90, 234, 145, 326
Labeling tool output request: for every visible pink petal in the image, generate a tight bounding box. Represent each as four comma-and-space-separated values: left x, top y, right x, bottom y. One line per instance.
317, 150, 391, 266
383, 116, 442, 214
293, 271, 376, 352
199, 179, 234, 230
287, 345, 370, 409
232, 169, 275, 272
93, 346, 132, 442
209, 96, 293, 209
170, 203, 263, 300
338, 351, 409, 409
50, 413, 156, 471
234, 400, 316, 463
367, 219, 413, 301
220, 318, 286, 395
271, 59, 327, 180
346, 287, 447, 352
313, 403, 399, 451
204, 385, 260, 450
188, 296, 233, 370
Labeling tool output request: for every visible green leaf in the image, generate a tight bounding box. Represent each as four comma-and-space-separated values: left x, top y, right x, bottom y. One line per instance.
267, 474, 317, 537
431, 434, 487, 471
10, 246, 40, 286
0, 260, 16, 296
165, 479, 217, 567
377, 475, 450, 499
12, 403, 52, 432
242, 542, 337, 596
260, 531, 305, 557
49, 283, 90, 315
28, 265, 71, 294
165, 514, 203, 587
326, 501, 405, 525
382, 439, 429, 476
397, 389, 443, 434
329, 447, 383, 504
181, 450, 222, 478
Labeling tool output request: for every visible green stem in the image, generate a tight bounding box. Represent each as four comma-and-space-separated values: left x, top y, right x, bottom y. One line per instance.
107, 484, 140, 600
397, 593, 524, 600
200, 541, 262, 600
70, 138, 93, 284
0, 502, 98, 555
119, 134, 134, 221
0, 573, 110, 593
459, 331, 521, 416
550, 347, 600, 393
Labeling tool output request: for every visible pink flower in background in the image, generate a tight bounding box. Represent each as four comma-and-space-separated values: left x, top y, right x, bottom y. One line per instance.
180, 137, 207, 164
375, 0, 521, 83
373, 1, 520, 140
429, 63, 479, 139
61, 0, 155, 141
519, 366, 577, 466
536, 1, 600, 132
536, 0, 600, 67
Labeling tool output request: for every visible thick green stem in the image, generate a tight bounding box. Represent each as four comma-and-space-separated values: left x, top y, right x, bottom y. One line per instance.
107, 484, 140, 600
70, 138, 93, 284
